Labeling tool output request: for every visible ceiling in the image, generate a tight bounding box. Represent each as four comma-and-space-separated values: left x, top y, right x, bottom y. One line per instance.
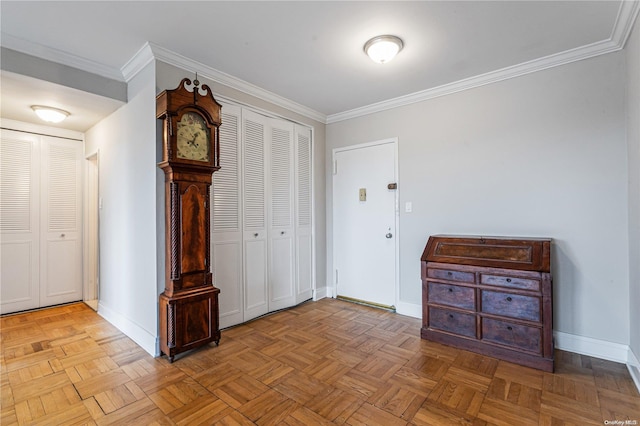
0, 1, 635, 131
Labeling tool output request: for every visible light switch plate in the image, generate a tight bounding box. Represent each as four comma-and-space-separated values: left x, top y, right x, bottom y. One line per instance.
405, 201, 412, 213
359, 188, 366, 201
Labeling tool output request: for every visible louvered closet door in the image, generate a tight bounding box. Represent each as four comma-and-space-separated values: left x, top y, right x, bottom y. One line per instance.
212, 104, 244, 328
268, 119, 295, 311
40, 136, 83, 307
242, 110, 269, 321
0, 130, 40, 314
294, 125, 313, 304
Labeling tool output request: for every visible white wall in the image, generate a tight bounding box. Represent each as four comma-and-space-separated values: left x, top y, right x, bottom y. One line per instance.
84, 62, 158, 355
327, 51, 630, 347
627, 14, 640, 375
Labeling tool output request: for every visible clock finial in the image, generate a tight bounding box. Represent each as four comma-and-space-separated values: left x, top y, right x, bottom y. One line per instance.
193, 73, 200, 103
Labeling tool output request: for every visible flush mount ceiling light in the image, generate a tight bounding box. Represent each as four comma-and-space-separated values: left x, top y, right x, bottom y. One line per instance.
31, 105, 70, 123
364, 35, 404, 64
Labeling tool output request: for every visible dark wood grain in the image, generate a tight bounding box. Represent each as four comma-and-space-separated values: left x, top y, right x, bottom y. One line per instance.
421, 235, 554, 372
157, 78, 222, 362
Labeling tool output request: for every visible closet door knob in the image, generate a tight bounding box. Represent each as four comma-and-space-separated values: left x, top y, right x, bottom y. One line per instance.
254, 233, 258, 237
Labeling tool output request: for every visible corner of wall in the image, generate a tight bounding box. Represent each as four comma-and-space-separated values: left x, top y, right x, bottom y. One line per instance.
628, 347, 640, 393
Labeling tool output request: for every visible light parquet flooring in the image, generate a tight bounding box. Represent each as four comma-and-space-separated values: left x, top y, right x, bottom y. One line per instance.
1, 299, 639, 425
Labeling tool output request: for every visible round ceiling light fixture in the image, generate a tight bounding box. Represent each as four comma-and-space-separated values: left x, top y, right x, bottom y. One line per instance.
31, 105, 70, 123
364, 35, 404, 64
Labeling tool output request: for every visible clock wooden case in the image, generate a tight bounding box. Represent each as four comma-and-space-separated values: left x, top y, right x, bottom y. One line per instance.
156, 78, 222, 362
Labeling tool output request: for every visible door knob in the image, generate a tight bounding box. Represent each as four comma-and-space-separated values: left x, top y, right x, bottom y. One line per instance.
386, 232, 393, 239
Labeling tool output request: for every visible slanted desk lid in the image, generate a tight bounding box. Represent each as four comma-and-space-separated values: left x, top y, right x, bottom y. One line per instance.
421, 235, 551, 272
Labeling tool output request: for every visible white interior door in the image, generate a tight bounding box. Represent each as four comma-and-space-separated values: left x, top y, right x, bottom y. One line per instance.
242, 110, 269, 321
40, 136, 83, 307
212, 104, 244, 328
0, 130, 40, 314
268, 118, 295, 311
333, 139, 397, 308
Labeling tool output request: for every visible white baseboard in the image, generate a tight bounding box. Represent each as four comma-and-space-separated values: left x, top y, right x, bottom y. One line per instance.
314, 286, 328, 301
553, 331, 630, 364
97, 302, 158, 357
628, 347, 640, 393
395, 301, 421, 319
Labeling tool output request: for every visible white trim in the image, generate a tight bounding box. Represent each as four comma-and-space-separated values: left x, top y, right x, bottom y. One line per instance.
1, 34, 124, 81
395, 301, 421, 319
0, 118, 83, 141
611, 0, 640, 48
554, 331, 630, 364
97, 301, 158, 357
313, 286, 328, 301
120, 42, 155, 83
327, 0, 640, 124
142, 42, 327, 124
628, 348, 640, 393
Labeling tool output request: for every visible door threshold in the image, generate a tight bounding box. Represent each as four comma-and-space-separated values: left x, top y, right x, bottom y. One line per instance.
336, 295, 396, 312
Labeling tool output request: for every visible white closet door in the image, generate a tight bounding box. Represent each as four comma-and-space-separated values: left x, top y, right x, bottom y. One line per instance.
294, 125, 313, 303
40, 136, 83, 307
268, 119, 295, 311
242, 110, 269, 321
0, 130, 40, 314
212, 104, 244, 328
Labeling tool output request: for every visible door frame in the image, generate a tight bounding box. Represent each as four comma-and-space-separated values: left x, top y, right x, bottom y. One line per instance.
84, 150, 100, 309
331, 137, 400, 309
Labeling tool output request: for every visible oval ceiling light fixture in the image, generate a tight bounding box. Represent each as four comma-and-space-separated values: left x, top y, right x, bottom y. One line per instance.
31, 105, 70, 123
364, 35, 404, 64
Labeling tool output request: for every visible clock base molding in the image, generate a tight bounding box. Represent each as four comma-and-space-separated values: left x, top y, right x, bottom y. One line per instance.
158, 286, 221, 363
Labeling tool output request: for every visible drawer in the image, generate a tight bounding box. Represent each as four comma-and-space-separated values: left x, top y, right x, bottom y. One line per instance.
480, 274, 540, 291
481, 290, 540, 322
482, 317, 542, 354
427, 268, 475, 283
428, 307, 476, 338
428, 282, 475, 310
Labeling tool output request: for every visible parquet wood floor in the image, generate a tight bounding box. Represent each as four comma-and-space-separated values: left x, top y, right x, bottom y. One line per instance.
1, 299, 639, 425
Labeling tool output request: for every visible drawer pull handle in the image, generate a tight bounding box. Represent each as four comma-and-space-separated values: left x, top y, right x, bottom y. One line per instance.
506, 278, 512, 283
448, 288, 453, 293
507, 326, 513, 331
506, 297, 513, 302
447, 272, 452, 276
448, 314, 454, 319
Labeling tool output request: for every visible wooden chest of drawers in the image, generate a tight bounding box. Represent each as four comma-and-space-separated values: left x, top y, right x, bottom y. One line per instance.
421, 235, 554, 371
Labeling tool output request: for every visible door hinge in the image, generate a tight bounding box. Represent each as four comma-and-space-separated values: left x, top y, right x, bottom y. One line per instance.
333, 159, 338, 175
335, 269, 338, 284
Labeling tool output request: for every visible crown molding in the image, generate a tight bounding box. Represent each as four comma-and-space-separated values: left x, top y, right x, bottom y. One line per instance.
136, 42, 327, 124
121, 42, 155, 83
0, 33, 124, 82
327, 0, 640, 124
611, 0, 640, 46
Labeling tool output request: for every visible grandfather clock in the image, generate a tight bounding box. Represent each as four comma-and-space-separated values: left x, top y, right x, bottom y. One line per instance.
156, 77, 221, 362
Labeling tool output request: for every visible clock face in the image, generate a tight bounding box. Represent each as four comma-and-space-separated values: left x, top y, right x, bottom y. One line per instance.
176, 112, 210, 161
